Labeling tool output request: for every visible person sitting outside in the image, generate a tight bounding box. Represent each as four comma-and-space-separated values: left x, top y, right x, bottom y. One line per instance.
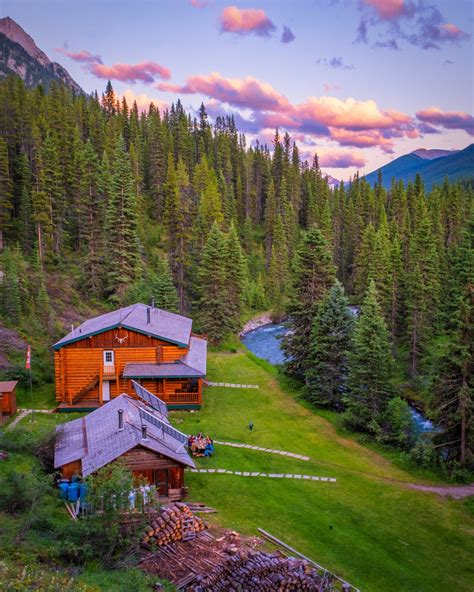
204, 435, 214, 457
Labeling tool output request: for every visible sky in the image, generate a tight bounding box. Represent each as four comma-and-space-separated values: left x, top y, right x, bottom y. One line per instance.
2, 0, 473, 179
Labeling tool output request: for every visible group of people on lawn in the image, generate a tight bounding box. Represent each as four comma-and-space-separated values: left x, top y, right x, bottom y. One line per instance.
188, 433, 214, 457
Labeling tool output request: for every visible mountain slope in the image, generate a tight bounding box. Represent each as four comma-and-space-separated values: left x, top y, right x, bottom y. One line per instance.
364, 144, 474, 190
0, 17, 82, 93
411, 148, 459, 160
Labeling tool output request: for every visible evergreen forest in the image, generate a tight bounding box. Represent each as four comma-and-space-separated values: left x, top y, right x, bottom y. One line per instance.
0, 77, 472, 473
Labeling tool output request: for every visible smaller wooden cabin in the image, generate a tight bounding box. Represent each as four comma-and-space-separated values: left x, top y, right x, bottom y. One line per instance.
0, 381, 17, 424
54, 387, 195, 501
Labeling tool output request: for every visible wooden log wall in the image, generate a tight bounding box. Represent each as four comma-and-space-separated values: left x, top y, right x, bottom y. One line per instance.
0, 390, 16, 415
54, 328, 191, 404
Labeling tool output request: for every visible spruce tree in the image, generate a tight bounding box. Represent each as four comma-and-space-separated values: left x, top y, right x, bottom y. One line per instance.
223, 223, 247, 333
196, 222, 229, 344
105, 136, 139, 301
0, 138, 13, 236
305, 280, 354, 410
282, 227, 336, 377
267, 214, 289, 317
0, 247, 21, 325
344, 280, 394, 433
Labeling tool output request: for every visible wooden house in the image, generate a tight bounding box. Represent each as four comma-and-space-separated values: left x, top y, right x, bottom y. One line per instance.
53, 304, 207, 411
0, 380, 17, 424
54, 387, 195, 500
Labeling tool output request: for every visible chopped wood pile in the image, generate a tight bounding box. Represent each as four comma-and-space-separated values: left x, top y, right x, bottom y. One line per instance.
141, 502, 208, 547
190, 548, 336, 591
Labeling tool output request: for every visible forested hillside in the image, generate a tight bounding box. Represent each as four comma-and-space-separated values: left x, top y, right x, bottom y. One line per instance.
0, 76, 472, 469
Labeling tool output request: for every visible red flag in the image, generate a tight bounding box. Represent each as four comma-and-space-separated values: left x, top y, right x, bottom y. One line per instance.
26, 345, 31, 370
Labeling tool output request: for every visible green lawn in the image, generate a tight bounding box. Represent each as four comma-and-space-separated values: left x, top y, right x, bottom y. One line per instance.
16, 382, 56, 409
172, 350, 474, 592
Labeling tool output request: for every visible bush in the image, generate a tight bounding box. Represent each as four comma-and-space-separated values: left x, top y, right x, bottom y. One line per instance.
0, 427, 56, 472
379, 397, 415, 449
409, 440, 439, 469
0, 468, 50, 515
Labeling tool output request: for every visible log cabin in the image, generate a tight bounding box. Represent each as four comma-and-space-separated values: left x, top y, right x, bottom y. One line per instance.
53, 303, 207, 411
0, 380, 17, 425
54, 386, 195, 501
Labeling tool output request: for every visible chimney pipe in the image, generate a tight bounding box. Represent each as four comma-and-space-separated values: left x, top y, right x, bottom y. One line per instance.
118, 409, 124, 431
151, 298, 155, 309
147, 307, 151, 325
141, 424, 148, 440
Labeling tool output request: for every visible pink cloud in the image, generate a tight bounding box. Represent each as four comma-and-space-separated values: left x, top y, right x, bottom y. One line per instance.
157, 72, 289, 112
122, 89, 168, 113
55, 48, 102, 64
190, 0, 210, 6
90, 61, 171, 83
362, 0, 406, 20
318, 149, 367, 169
220, 6, 276, 37
416, 107, 474, 136
56, 47, 171, 84
440, 23, 468, 41
294, 96, 412, 132
329, 128, 395, 153
323, 82, 341, 93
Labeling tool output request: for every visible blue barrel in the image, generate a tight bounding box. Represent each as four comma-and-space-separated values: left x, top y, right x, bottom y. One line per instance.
79, 483, 88, 501
59, 481, 69, 499
71, 474, 81, 483
67, 482, 79, 502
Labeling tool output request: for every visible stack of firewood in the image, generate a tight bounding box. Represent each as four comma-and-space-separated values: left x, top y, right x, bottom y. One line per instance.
141, 503, 207, 547
191, 549, 335, 591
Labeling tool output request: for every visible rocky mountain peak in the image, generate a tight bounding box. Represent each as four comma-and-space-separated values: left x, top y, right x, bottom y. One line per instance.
0, 16, 51, 67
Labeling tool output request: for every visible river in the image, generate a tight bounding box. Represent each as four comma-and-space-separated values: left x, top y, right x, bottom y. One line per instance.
242, 321, 437, 435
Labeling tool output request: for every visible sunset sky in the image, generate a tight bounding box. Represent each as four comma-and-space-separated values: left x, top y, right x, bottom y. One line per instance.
4, 0, 473, 179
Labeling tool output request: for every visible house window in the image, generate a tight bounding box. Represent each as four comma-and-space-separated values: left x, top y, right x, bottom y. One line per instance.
104, 350, 114, 365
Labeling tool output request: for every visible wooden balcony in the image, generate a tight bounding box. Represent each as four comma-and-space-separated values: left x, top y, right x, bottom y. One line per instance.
102, 364, 117, 379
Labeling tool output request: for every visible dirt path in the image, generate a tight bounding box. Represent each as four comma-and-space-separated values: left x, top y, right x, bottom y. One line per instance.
408, 482, 474, 499
6, 408, 53, 430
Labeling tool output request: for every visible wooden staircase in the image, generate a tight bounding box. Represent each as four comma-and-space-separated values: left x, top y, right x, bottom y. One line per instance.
71, 375, 99, 405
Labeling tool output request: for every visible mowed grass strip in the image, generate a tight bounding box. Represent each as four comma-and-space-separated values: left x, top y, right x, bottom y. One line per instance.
173, 351, 474, 592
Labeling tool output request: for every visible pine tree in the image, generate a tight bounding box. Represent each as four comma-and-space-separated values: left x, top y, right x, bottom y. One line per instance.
305, 280, 354, 410
405, 208, 440, 376
0, 138, 13, 236
267, 214, 289, 317
283, 227, 336, 377
223, 222, 247, 332
105, 136, 139, 300
0, 247, 21, 325
431, 212, 473, 466
196, 222, 229, 344
344, 281, 395, 433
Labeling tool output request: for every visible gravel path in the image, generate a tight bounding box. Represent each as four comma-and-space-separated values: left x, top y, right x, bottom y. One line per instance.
214, 440, 310, 461
188, 468, 336, 482
408, 482, 474, 499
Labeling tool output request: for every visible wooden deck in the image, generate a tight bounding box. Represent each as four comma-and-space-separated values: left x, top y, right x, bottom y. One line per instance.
57, 400, 101, 412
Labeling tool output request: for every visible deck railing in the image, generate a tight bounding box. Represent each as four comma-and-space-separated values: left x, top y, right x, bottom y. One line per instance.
165, 392, 200, 404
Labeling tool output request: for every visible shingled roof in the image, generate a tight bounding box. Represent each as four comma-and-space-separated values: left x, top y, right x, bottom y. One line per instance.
123, 336, 207, 379
54, 393, 195, 477
53, 304, 193, 349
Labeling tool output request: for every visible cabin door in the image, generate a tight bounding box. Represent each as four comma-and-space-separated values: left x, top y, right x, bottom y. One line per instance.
102, 380, 110, 402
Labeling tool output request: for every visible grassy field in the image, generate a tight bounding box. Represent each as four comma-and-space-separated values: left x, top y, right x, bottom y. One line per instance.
172, 350, 474, 592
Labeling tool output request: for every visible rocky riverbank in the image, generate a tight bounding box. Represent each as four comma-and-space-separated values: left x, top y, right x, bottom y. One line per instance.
240, 313, 277, 337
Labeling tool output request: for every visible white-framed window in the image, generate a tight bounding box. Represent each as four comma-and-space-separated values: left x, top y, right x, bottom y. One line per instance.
103, 350, 114, 365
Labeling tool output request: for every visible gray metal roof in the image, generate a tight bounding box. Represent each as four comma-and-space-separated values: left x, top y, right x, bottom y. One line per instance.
53, 303, 193, 349
54, 394, 195, 476
123, 362, 205, 378
0, 381, 18, 392
182, 336, 207, 375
